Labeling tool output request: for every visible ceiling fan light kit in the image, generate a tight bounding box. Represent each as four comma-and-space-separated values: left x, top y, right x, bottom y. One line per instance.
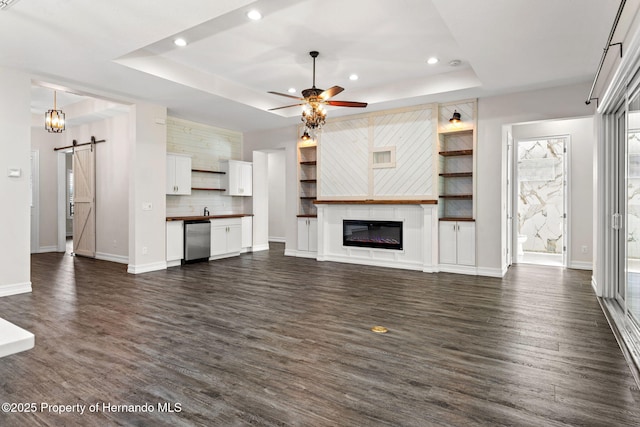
269, 50, 368, 131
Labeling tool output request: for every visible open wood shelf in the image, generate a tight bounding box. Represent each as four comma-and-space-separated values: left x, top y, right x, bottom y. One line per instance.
439, 172, 473, 178
191, 187, 226, 192
439, 217, 475, 222
192, 169, 225, 174
300, 196, 316, 200
300, 179, 317, 183
439, 149, 473, 157
439, 194, 473, 199
300, 161, 317, 165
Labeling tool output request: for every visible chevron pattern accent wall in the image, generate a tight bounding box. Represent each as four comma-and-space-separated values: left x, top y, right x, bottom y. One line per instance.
319, 118, 369, 198
318, 106, 436, 200
438, 101, 475, 132
373, 109, 434, 197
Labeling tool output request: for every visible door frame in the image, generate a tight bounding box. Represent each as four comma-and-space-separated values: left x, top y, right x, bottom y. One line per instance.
30, 150, 39, 253
57, 150, 71, 252
511, 134, 571, 266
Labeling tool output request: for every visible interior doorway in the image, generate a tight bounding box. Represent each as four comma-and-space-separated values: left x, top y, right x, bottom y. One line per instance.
514, 136, 568, 267
30, 150, 39, 253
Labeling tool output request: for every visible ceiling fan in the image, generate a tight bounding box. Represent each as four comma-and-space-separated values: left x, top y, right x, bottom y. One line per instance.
268, 51, 367, 129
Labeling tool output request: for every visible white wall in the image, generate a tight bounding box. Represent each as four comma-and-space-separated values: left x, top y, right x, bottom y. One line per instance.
252, 151, 269, 251
477, 83, 594, 276
30, 108, 131, 262
244, 126, 298, 253
268, 150, 286, 242
30, 127, 64, 252
512, 117, 594, 269
0, 69, 32, 296
70, 114, 131, 263
128, 103, 167, 274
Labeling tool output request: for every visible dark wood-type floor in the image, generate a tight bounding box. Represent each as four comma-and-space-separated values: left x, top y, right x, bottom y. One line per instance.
0, 244, 639, 426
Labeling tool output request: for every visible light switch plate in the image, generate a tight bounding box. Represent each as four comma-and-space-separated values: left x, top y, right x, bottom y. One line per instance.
7, 168, 21, 178
142, 202, 152, 211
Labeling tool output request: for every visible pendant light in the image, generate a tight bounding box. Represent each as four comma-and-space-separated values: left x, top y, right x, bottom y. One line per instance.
45, 91, 65, 133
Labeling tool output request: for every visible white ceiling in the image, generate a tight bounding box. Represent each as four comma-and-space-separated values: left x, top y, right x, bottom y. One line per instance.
0, 0, 618, 132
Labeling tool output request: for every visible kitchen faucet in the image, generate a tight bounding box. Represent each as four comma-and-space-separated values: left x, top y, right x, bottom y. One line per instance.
203, 207, 210, 216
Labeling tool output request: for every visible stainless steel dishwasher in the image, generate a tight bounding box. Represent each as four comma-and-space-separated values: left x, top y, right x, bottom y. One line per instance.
183, 220, 211, 263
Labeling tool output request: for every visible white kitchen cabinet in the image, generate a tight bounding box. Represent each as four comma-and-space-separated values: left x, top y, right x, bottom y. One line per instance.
241, 216, 252, 250
221, 160, 252, 196
210, 218, 242, 259
439, 220, 475, 266
166, 221, 184, 267
297, 217, 318, 254
166, 154, 192, 195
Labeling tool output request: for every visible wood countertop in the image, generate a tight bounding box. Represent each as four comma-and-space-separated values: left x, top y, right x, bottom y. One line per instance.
166, 214, 253, 221
313, 200, 437, 205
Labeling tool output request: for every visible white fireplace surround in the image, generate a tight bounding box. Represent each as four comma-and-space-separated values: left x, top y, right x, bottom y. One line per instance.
315, 203, 439, 272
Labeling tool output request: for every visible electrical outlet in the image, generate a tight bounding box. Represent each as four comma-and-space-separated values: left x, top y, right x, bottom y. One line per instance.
581, 245, 588, 254
142, 246, 148, 255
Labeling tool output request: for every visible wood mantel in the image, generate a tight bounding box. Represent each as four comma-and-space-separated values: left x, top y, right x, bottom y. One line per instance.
313, 200, 437, 205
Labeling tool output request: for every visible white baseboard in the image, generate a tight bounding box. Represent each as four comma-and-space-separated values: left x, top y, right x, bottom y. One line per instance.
569, 261, 593, 270
322, 254, 422, 271
36, 245, 58, 254
209, 252, 241, 261
251, 244, 270, 252
269, 237, 286, 243
127, 261, 167, 274
284, 249, 317, 259
439, 264, 478, 276
475, 266, 507, 278
96, 252, 129, 265
166, 259, 181, 268
0, 282, 32, 297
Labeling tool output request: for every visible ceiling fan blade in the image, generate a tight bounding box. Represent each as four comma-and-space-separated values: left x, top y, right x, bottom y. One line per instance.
268, 91, 304, 101
327, 100, 368, 108
268, 103, 305, 111
320, 85, 344, 100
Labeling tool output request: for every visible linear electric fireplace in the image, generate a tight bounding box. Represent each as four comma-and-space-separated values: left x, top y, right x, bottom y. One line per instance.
343, 220, 403, 250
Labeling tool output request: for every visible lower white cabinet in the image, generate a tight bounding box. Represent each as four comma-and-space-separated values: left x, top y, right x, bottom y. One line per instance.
439, 220, 475, 266
297, 217, 318, 253
210, 218, 242, 259
166, 221, 184, 267
241, 216, 252, 250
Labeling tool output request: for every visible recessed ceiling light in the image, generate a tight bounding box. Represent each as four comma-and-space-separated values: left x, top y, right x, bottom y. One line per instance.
427, 57, 439, 65
349, 74, 359, 81
247, 10, 262, 20
174, 38, 187, 47
288, 88, 296, 93
449, 59, 462, 67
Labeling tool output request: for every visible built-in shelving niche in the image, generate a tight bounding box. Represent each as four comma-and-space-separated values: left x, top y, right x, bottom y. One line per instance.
437, 100, 477, 220
298, 143, 317, 216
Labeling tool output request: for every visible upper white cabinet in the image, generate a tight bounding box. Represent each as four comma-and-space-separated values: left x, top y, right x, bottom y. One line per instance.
222, 160, 252, 196
166, 154, 192, 195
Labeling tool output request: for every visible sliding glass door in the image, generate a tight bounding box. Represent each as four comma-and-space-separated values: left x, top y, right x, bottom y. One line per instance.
627, 90, 640, 327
